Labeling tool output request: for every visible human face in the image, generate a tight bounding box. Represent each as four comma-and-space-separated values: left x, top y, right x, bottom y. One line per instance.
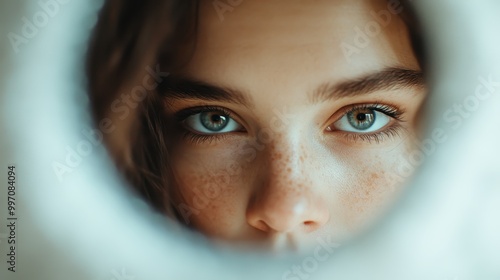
161, 0, 426, 251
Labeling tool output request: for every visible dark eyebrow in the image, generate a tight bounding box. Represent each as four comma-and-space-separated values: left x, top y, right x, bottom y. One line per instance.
159, 67, 424, 107
158, 76, 254, 108
310, 67, 425, 104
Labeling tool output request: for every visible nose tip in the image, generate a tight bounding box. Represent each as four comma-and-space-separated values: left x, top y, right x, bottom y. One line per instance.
246, 195, 329, 234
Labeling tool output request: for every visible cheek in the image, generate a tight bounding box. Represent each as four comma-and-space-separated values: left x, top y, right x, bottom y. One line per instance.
338, 147, 415, 232
342, 168, 394, 223
169, 148, 251, 238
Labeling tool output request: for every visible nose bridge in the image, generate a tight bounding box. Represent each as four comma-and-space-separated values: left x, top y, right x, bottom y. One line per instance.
266, 131, 306, 185
246, 131, 329, 233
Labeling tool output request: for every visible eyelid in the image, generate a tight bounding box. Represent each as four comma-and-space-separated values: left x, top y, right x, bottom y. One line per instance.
174, 105, 234, 122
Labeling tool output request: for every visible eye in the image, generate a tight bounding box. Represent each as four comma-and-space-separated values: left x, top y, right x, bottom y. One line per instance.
183, 109, 243, 134
333, 108, 389, 132
328, 104, 401, 133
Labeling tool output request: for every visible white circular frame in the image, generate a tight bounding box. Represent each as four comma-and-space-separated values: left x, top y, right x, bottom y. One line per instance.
2, 0, 500, 279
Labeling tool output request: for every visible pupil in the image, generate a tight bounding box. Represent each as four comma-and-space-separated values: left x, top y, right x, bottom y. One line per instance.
211, 115, 222, 123
356, 113, 367, 121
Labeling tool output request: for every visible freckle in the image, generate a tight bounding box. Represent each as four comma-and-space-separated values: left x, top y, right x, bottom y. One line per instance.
287, 167, 292, 173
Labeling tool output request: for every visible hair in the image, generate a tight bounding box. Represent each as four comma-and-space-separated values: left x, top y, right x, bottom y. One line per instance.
86, 0, 200, 219
86, 0, 425, 222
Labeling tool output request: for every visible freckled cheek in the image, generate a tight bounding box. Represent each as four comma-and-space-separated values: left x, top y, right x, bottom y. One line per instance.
343, 168, 393, 215
169, 148, 252, 237
338, 150, 411, 232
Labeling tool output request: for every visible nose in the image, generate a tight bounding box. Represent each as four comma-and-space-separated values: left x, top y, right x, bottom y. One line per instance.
245, 139, 330, 234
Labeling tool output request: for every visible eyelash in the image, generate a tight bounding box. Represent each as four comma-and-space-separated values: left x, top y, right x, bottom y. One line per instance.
340, 123, 405, 144
334, 103, 406, 144
174, 104, 406, 144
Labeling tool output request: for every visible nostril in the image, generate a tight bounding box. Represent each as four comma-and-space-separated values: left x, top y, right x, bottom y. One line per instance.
304, 221, 314, 226
255, 220, 271, 232
303, 221, 318, 232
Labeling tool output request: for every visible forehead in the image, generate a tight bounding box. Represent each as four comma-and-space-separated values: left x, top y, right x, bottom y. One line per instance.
175, 0, 418, 93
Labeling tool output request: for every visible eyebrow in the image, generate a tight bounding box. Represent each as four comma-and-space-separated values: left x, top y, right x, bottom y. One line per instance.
158, 76, 254, 107
158, 67, 424, 106
310, 67, 424, 103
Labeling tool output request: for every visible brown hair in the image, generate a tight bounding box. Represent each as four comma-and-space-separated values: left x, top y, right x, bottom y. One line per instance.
86, 0, 424, 221
86, 0, 200, 218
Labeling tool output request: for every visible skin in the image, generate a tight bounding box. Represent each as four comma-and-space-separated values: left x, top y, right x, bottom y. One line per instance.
162, 0, 426, 252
